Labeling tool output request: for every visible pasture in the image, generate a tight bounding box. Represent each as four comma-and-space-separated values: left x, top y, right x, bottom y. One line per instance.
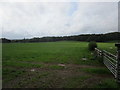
2, 41, 119, 88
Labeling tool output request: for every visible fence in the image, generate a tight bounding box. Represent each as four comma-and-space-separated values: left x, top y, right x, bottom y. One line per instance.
95, 43, 120, 83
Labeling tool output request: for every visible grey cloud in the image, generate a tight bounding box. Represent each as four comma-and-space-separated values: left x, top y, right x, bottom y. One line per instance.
0, 2, 118, 39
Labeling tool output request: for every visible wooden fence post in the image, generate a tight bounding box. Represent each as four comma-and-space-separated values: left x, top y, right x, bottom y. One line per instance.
115, 43, 120, 83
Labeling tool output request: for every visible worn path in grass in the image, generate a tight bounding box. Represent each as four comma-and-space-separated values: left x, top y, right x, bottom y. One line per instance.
3, 61, 116, 88
2, 41, 119, 88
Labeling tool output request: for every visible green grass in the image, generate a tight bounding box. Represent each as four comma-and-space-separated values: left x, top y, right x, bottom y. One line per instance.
2, 41, 117, 88
97, 42, 117, 54
13, 72, 51, 88
63, 75, 90, 88
2, 41, 99, 65
3, 68, 26, 82
3, 61, 44, 68
81, 67, 111, 74
92, 79, 119, 88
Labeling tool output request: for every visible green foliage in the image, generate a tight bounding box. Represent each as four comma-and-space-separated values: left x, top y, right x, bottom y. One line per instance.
88, 41, 97, 51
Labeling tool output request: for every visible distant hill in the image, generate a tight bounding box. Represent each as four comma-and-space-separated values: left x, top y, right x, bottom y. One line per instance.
0, 38, 11, 43
1, 32, 120, 43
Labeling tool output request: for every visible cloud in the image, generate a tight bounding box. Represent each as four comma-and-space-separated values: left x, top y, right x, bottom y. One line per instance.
0, 2, 118, 39
0, 0, 119, 2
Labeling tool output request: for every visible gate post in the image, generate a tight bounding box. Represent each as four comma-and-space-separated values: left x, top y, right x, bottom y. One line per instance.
115, 43, 120, 83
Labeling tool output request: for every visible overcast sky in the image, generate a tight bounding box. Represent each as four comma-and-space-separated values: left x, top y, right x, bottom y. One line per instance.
0, 1, 118, 39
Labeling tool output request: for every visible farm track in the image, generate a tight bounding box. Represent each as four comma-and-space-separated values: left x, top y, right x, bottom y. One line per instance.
3, 60, 105, 68
3, 62, 114, 88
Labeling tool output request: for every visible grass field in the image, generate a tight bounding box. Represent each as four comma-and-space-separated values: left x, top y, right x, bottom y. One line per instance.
2, 41, 119, 88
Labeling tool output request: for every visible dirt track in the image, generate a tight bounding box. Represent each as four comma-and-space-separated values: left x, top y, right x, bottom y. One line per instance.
3, 63, 114, 88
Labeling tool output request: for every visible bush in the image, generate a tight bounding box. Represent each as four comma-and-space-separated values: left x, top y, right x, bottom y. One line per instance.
88, 41, 97, 51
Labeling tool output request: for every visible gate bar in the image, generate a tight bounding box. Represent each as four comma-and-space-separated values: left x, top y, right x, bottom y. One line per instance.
115, 43, 120, 83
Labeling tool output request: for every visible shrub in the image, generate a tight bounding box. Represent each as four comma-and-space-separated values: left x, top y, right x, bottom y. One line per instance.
88, 41, 97, 51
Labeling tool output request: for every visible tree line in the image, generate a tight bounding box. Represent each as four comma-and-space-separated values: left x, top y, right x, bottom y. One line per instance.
1, 32, 120, 43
